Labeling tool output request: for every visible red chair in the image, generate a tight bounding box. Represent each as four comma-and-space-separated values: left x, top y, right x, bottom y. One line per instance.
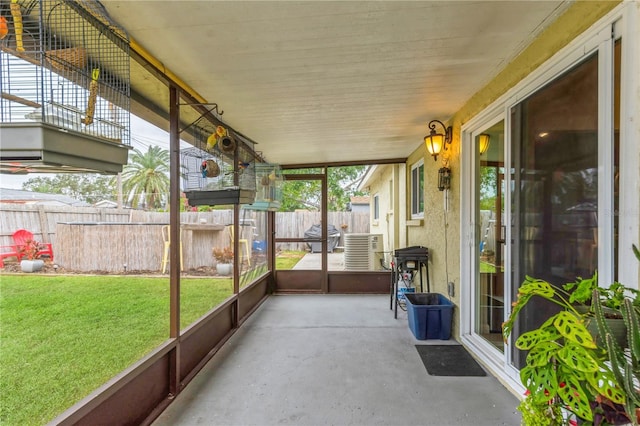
12, 229, 54, 262
0, 246, 19, 268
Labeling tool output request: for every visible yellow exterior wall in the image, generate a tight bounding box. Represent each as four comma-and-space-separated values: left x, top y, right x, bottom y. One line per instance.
453, 0, 620, 128
368, 164, 394, 256
405, 0, 620, 339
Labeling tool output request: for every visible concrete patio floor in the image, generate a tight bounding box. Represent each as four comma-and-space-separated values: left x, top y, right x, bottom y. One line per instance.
152, 294, 521, 425
291, 252, 347, 270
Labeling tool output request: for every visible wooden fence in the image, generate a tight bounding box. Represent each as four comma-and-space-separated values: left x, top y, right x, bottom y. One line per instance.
274, 211, 370, 251
0, 205, 369, 272
0, 204, 130, 247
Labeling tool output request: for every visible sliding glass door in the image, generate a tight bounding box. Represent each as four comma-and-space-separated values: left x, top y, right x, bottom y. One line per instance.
464, 28, 623, 378
474, 121, 505, 352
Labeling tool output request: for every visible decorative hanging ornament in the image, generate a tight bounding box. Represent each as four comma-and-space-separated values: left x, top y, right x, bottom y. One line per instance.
219, 135, 236, 153
200, 159, 220, 178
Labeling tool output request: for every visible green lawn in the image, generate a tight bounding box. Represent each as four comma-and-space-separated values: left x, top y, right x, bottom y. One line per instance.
480, 261, 496, 274
275, 250, 306, 269
0, 275, 232, 426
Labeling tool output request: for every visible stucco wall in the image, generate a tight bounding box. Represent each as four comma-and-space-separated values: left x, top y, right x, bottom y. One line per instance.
406, 144, 461, 337
368, 164, 394, 256
404, 0, 621, 339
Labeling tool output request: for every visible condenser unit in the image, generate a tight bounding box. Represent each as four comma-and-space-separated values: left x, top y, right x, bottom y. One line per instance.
344, 233, 384, 271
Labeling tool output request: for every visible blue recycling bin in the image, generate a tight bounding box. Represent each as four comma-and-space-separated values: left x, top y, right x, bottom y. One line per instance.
253, 240, 266, 252
405, 293, 453, 340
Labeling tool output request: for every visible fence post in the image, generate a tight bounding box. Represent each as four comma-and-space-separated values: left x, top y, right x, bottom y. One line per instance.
37, 205, 50, 243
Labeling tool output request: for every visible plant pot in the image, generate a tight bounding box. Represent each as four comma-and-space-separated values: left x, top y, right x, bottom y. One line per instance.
216, 263, 232, 276
577, 305, 627, 348
585, 316, 627, 348
20, 259, 44, 273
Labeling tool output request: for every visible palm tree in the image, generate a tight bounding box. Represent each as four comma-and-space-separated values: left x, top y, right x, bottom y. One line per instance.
120, 146, 170, 210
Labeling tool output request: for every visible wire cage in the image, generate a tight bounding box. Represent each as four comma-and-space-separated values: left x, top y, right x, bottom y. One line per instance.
0, 0, 130, 174
244, 163, 283, 211
182, 125, 256, 206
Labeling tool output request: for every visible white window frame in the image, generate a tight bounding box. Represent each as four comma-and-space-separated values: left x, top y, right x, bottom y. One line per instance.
410, 160, 424, 219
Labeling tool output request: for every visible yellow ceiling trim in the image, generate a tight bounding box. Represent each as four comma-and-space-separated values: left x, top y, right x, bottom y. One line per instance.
129, 37, 207, 105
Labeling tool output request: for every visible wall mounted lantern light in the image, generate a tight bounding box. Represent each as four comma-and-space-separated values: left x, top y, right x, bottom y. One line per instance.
478, 133, 491, 155
438, 167, 451, 191
424, 120, 453, 161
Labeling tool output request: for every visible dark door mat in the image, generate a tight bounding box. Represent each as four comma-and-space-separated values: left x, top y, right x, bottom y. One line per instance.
416, 345, 487, 376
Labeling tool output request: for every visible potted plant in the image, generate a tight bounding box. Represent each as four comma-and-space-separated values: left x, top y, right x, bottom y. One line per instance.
213, 246, 233, 275
503, 244, 640, 425
591, 290, 640, 425
19, 239, 45, 272
563, 272, 635, 348
503, 276, 624, 424
589, 244, 640, 425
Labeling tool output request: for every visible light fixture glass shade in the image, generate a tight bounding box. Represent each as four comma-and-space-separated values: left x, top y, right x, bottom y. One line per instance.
424, 133, 444, 158
478, 134, 491, 154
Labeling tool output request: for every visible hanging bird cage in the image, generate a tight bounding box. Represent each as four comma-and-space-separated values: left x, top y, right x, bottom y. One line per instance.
0, 0, 130, 174
182, 125, 256, 206
244, 163, 283, 211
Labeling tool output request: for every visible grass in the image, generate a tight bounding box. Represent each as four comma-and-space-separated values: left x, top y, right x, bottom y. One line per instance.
0, 274, 232, 426
0, 250, 306, 425
275, 250, 306, 269
480, 261, 497, 274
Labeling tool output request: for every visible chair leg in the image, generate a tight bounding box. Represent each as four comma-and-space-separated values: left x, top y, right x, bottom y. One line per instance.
239, 241, 250, 266
162, 242, 183, 272
180, 242, 184, 271
161, 243, 170, 274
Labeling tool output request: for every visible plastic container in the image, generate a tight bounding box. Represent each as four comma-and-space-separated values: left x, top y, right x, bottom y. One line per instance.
397, 286, 415, 302
405, 293, 453, 340
253, 240, 266, 252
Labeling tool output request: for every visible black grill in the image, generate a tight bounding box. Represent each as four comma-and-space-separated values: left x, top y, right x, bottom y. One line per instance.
394, 246, 429, 264
391, 246, 430, 318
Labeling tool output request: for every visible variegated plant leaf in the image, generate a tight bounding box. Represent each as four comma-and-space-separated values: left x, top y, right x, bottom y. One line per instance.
557, 373, 593, 421
519, 277, 556, 298
516, 322, 562, 350
583, 367, 626, 404
520, 364, 557, 405
526, 342, 559, 367
553, 311, 597, 348
556, 341, 599, 372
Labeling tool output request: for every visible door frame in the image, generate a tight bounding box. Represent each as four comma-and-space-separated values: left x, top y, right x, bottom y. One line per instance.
459, 5, 634, 395
274, 172, 328, 293
273, 168, 392, 294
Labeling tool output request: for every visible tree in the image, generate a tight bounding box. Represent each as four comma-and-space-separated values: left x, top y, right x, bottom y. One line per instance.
280, 166, 368, 211
22, 174, 116, 204
479, 165, 498, 211
120, 146, 170, 210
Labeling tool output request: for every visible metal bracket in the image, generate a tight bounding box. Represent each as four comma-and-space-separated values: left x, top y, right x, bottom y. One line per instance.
178, 103, 224, 134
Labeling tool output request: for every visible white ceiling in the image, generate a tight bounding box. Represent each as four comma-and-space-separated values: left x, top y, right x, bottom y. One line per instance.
102, 0, 570, 166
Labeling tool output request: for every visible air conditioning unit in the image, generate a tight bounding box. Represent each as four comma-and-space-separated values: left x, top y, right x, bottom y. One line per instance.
344, 233, 384, 271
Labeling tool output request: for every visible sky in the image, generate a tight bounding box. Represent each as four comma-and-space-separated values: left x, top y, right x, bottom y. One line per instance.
0, 114, 173, 190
